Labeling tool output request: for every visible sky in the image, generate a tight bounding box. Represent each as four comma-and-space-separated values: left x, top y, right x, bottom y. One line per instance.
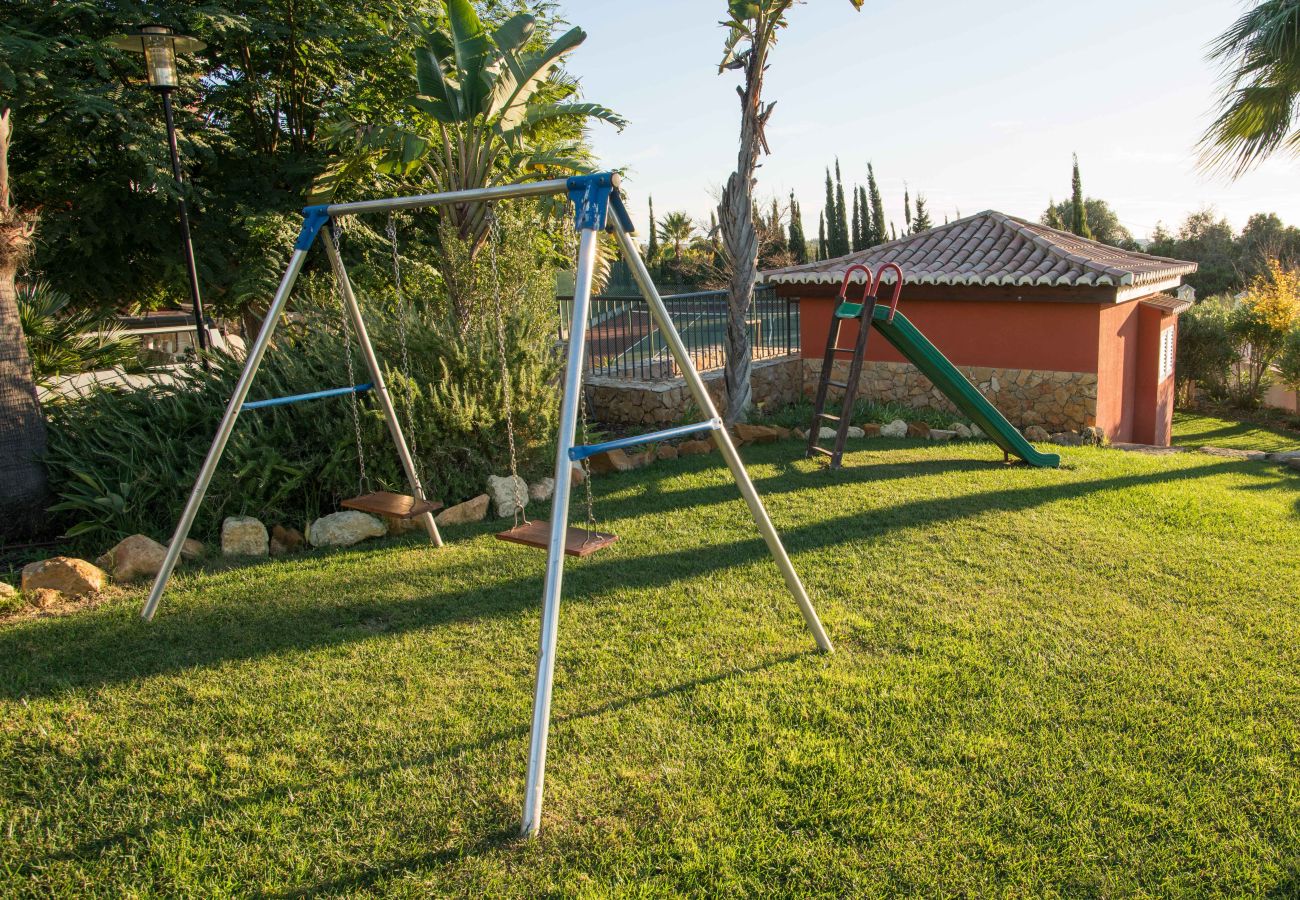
558, 0, 1298, 242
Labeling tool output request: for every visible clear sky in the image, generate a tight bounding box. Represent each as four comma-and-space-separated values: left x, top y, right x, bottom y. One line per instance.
559, 0, 1298, 242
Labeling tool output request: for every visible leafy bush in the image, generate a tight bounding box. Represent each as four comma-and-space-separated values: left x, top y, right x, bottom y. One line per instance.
44, 258, 560, 547
17, 280, 140, 387
1176, 297, 1235, 403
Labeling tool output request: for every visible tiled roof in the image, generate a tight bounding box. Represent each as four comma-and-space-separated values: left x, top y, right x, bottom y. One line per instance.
763, 211, 1197, 289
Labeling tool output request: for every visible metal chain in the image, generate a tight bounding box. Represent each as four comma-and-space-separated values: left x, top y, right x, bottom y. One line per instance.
487, 206, 528, 526
386, 212, 422, 484
333, 218, 369, 494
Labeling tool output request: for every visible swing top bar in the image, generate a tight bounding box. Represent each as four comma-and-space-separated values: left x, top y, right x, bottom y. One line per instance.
295, 173, 636, 251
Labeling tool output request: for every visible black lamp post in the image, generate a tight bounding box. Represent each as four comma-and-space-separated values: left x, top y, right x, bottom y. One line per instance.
109, 24, 210, 358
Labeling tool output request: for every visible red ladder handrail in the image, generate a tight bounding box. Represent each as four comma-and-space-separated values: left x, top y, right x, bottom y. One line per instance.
875, 263, 904, 322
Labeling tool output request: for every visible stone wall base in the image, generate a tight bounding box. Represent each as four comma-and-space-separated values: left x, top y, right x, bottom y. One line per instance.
805, 360, 1098, 432
586, 356, 803, 426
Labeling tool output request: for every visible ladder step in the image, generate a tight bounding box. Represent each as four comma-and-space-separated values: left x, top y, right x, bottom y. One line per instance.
495, 520, 618, 558
826, 380, 850, 389
808, 446, 834, 458
831, 347, 858, 354
817, 412, 841, 422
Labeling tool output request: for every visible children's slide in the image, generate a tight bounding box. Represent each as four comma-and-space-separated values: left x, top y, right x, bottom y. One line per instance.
869, 305, 1061, 468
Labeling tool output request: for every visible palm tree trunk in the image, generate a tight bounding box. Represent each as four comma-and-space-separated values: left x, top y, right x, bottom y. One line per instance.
0, 258, 48, 540
718, 36, 771, 424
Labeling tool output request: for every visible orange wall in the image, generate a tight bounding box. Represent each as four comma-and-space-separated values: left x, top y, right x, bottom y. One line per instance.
794, 290, 1102, 373
1133, 306, 1177, 445
1096, 302, 1141, 441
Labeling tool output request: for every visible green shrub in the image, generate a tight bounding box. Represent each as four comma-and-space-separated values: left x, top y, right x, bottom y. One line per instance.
44, 287, 559, 548
1176, 298, 1236, 403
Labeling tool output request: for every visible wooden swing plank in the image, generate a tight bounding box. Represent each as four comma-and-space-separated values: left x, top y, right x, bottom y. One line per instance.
341, 491, 443, 519
495, 520, 618, 558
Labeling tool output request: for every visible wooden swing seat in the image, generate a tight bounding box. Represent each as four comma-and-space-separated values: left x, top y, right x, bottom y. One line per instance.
495, 520, 618, 558
341, 491, 443, 520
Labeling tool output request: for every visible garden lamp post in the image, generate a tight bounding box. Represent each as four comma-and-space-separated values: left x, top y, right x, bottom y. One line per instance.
109, 24, 210, 358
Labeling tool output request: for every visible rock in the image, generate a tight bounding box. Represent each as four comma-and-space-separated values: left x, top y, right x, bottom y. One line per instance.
1269, 450, 1300, 461
96, 534, 168, 582
626, 450, 655, 469
308, 511, 387, 548
0, 583, 16, 601
222, 516, 269, 557
774, 426, 793, 440
1285, 458, 1300, 472
1024, 425, 1051, 442
734, 423, 782, 445
383, 515, 423, 536
846, 426, 865, 439
270, 525, 306, 555
656, 444, 680, 461
26, 588, 63, 609
435, 494, 490, 526
928, 429, 957, 442
1050, 431, 1086, 447
678, 439, 713, 456
487, 474, 530, 518
880, 419, 908, 438
1199, 446, 1269, 461
587, 448, 635, 474
952, 423, 973, 439
529, 478, 556, 502
861, 423, 882, 437
20, 557, 107, 598
817, 426, 837, 439
180, 538, 205, 561
1082, 426, 1108, 447
570, 463, 587, 486
970, 423, 986, 439
792, 428, 807, 441
906, 421, 931, 439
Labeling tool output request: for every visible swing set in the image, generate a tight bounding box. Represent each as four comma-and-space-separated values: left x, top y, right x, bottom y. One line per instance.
140, 172, 833, 838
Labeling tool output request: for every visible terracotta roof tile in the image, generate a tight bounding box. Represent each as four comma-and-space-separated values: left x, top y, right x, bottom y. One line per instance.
763, 211, 1197, 289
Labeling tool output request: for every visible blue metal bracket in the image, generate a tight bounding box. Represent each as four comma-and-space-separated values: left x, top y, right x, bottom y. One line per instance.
608, 191, 636, 235
242, 383, 373, 412
567, 173, 618, 232
296, 205, 332, 251
569, 419, 722, 462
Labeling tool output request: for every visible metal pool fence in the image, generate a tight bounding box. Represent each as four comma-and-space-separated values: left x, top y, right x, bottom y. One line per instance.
557, 286, 799, 379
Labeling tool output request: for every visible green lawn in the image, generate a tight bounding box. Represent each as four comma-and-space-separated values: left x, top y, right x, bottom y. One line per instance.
3, 441, 1299, 897
1172, 408, 1300, 453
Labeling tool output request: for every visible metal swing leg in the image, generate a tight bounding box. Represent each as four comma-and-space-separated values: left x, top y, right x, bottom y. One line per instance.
321, 232, 442, 547
141, 248, 312, 621
612, 219, 834, 655
520, 225, 601, 838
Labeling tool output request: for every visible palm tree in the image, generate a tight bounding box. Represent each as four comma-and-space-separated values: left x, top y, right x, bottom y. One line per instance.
1201, 0, 1300, 176
323, 0, 625, 329
657, 212, 696, 261
717, 0, 863, 422
0, 107, 48, 540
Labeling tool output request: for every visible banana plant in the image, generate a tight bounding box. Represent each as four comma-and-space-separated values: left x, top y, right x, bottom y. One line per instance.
320, 0, 625, 258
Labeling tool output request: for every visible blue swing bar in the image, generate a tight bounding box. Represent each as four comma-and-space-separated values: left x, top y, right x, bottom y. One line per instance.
241, 383, 373, 412
568, 418, 723, 462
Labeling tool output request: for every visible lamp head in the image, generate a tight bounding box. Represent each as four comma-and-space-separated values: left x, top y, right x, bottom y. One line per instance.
108, 24, 206, 90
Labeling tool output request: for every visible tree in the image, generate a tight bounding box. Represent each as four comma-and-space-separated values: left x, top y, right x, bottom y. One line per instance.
833, 159, 850, 256
858, 186, 871, 249
911, 193, 933, 232
817, 211, 827, 261
657, 212, 696, 261
0, 107, 48, 540
867, 163, 886, 246
1041, 198, 1135, 248
1230, 258, 1300, 403
851, 186, 863, 252
648, 196, 659, 261
1153, 209, 1240, 297
1200, 0, 1300, 176
904, 186, 912, 233
334, 0, 625, 330
1070, 154, 1093, 239
788, 191, 808, 264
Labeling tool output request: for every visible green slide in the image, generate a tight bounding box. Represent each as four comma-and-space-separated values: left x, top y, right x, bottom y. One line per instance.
869, 305, 1061, 468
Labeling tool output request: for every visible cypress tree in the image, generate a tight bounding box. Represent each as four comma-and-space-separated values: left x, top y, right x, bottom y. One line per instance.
1071, 154, 1092, 239
912, 193, 933, 232
867, 163, 886, 246
904, 187, 912, 234
857, 186, 870, 249
818, 211, 827, 261
768, 198, 786, 258
890, 221, 897, 242
833, 159, 849, 257
851, 188, 863, 252
1045, 198, 1066, 231
648, 196, 659, 260
788, 192, 808, 264
823, 168, 836, 258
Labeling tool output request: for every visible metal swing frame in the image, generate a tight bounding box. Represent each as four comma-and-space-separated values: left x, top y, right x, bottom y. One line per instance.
140, 172, 833, 838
